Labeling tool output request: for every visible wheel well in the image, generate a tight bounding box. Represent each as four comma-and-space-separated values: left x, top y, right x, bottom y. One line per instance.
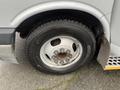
16, 9, 104, 39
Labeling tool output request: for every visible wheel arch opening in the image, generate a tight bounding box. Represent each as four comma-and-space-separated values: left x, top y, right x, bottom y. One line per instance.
15, 9, 107, 56
16, 9, 104, 39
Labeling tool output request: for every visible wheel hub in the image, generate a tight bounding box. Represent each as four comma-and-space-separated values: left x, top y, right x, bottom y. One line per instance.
40, 36, 83, 69
52, 48, 73, 65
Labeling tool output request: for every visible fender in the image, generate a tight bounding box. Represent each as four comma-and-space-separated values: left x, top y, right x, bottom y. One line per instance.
9, 1, 111, 65
11, 1, 110, 42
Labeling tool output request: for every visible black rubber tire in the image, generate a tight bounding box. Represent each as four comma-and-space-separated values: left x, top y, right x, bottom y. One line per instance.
25, 20, 96, 74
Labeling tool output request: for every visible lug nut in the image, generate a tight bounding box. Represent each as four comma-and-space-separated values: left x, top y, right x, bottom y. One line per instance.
69, 54, 72, 58
52, 55, 56, 60
54, 59, 58, 64
66, 50, 71, 54
59, 60, 65, 65
60, 48, 65, 53
54, 50, 59, 55
65, 59, 70, 63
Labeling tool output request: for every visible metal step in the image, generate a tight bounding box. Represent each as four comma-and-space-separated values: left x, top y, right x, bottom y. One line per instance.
104, 56, 120, 70
96, 36, 120, 71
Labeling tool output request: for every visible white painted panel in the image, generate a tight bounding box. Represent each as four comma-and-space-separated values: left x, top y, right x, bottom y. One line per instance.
0, 0, 114, 27
111, 0, 120, 46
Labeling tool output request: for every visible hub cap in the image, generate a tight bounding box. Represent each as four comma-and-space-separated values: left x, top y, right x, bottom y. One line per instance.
40, 36, 83, 69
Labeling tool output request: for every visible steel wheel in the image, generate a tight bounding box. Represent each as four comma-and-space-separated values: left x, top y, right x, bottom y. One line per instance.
40, 36, 83, 70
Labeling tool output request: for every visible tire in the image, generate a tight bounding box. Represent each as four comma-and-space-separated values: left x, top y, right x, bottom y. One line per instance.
25, 20, 96, 74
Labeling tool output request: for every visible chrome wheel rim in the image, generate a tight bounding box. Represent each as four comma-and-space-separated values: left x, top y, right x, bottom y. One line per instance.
40, 35, 83, 70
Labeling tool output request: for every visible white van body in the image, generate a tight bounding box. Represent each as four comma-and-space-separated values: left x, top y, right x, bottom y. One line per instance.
0, 0, 114, 27
0, 0, 119, 73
